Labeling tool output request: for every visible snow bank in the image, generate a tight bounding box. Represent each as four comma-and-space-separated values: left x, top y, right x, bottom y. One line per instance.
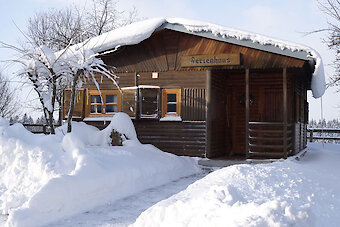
0, 115, 200, 227
133, 143, 340, 226
0, 122, 68, 215
100, 112, 138, 144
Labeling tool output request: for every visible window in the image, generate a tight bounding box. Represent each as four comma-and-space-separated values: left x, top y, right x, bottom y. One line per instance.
162, 89, 181, 117
105, 94, 118, 113
140, 88, 159, 118
88, 90, 121, 115
90, 95, 102, 114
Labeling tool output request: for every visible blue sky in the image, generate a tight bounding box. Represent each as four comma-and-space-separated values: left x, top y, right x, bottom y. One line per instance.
0, 0, 338, 120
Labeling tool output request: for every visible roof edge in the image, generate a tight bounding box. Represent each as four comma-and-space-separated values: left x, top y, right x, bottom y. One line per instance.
156, 22, 309, 61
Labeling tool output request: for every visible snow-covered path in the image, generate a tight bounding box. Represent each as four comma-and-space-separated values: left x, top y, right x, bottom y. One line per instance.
48, 171, 210, 227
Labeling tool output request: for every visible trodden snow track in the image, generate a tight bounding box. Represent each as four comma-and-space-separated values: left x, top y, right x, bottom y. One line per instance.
48, 171, 210, 227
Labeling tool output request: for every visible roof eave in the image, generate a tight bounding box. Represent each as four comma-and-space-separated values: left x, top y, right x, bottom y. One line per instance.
156, 23, 310, 61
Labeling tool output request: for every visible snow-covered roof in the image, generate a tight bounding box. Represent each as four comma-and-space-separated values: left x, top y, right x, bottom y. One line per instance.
67, 17, 326, 98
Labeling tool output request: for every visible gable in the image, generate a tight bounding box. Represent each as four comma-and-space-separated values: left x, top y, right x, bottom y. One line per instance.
101, 29, 306, 73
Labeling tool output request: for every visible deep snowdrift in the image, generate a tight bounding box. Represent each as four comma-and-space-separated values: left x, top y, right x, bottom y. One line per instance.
0, 114, 200, 227
133, 143, 340, 227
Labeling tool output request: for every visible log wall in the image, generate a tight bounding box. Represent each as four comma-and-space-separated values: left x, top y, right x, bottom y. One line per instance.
134, 121, 206, 157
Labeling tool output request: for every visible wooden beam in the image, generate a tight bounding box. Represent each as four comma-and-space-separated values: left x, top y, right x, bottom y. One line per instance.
135, 72, 140, 120
205, 70, 212, 158
245, 68, 250, 158
283, 68, 288, 158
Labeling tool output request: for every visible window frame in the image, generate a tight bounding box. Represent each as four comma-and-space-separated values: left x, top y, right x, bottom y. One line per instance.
87, 90, 121, 116
161, 88, 181, 117
139, 88, 160, 119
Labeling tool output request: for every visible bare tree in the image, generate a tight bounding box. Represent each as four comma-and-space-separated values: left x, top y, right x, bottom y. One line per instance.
27, 8, 85, 51
25, 0, 139, 126
315, 0, 340, 89
86, 0, 122, 36
122, 6, 140, 26
27, 8, 85, 126
27, 0, 139, 51
0, 73, 19, 119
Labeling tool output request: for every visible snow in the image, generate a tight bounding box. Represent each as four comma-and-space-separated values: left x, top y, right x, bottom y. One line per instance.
58, 18, 165, 58
160, 115, 182, 121
65, 17, 325, 98
2, 113, 340, 227
0, 114, 199, 227
100, 112, 138, 143
133, 143, 340, 227
49, 171, 209, 226
121, 85, 160, 90
83, 116, 115, 121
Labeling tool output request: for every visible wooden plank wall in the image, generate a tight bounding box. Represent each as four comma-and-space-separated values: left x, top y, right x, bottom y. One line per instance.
137, 71, 206, 88
134, 121, 206, 157
294, 74, 308, 154
83, 73, 135, 90
63, 90, 85, 119
101, 29, 306, 73
122, 89, 137, 118
182, 88, 206, 121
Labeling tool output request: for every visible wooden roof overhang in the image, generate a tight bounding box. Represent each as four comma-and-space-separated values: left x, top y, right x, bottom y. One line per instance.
100, 23, 314, 88
156, 23, 313, 61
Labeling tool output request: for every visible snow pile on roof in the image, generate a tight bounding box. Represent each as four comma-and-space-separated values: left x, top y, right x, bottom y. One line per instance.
0, 114, 200, 227
67, 17, 325, 98
133, 143, 340, 227
61, 17, 166, 56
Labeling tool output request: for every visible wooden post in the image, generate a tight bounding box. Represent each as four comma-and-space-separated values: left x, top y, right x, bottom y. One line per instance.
43, 125, 47, 134
206, 70, 212, 158
283, 68, 288, 158
310, 130, 313, 142
245, 68, 250, 158
135, 72, 140, 120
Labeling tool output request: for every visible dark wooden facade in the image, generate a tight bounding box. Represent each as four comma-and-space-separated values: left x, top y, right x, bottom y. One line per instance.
63, 28, 313, 159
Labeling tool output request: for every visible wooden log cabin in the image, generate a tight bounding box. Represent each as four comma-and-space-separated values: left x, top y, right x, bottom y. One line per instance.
63, 18, 325, 159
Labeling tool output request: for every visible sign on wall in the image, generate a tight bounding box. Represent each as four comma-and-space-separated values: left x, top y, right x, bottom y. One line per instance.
181, 53, 240, 67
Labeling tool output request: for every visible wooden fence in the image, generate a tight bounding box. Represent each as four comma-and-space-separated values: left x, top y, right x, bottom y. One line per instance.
21, 124, 61, 134
307, 128, 340, 142
17, 124, 340, 143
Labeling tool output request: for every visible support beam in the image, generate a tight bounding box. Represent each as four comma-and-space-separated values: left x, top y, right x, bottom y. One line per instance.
135, 72, 140, 120
283, 68, 288, 158
206, 70, 212, 158
245, 68, 250, 158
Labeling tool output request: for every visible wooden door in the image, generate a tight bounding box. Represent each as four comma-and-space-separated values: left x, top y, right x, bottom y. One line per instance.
263, 89, 283, 122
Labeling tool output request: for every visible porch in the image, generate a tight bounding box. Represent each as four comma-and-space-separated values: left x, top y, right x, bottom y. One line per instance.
206, 68, 307, 159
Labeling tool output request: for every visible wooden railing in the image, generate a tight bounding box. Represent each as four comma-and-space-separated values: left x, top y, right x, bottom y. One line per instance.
21, 124, 61, 134
248, 122, 293, 158
307, 128, 340, 142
